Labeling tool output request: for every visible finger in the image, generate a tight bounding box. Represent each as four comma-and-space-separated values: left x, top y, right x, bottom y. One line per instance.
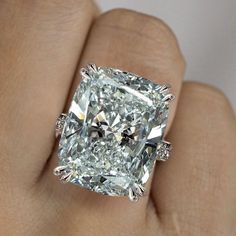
0, 1, 98, 184
153, 82, 236, 235
46, 8, 185, 227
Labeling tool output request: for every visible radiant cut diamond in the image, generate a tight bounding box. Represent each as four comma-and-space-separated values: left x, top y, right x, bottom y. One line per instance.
56, 65, 171, 198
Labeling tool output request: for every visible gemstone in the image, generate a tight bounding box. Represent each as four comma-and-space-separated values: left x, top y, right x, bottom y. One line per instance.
57, 65, 170, 197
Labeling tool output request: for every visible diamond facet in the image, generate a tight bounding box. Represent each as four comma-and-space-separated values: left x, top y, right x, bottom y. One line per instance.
56, 65, 171, 197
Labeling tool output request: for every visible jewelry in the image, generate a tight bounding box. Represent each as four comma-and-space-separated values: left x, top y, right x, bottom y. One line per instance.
54, 64, 174, 201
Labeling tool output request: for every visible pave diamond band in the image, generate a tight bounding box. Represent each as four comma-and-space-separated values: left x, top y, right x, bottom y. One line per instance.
53, 64, 174, 201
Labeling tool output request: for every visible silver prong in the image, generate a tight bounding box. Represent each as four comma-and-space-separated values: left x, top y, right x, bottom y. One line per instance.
80, 68, 90, 79
128, 188, 139, 202
134, 183, 145, 197
156, 140, 172, 161
128, 184, 145, 202
60, 172, 72, 183
162, 93, 175, 102
159, 84, 171, 93
55, 113, 67, 138
87, 63, 98, 72
53, 165, 67, 176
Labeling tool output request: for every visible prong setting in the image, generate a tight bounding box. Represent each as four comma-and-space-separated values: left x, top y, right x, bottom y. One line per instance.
80, 68, 90, 79
129, 188, 139, 202
60, 171, 73, 183
159, 84, 171, 93
53, 165, 67, 176
53, 166, 73, 183
162, 93, 175, 102
87, 63, 99, 72
128, 183, 146, 202
55, 113, 67, 138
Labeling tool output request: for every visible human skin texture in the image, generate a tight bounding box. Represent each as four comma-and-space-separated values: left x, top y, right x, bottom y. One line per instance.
0, 1, 235, 236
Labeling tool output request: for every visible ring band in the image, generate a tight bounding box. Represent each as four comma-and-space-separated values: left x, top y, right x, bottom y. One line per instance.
53, 64, 174, 201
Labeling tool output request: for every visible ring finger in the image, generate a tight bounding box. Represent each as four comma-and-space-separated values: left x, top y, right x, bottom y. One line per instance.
45, 8, 185, 235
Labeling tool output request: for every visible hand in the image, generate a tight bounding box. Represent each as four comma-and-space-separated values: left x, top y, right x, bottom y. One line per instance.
0, 1, 235, 235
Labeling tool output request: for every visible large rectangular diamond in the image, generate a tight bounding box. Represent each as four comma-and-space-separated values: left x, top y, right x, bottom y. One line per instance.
58, 66, 169, 196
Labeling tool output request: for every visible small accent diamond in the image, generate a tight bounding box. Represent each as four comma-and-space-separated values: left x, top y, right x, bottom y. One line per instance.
156, 141, 172, 161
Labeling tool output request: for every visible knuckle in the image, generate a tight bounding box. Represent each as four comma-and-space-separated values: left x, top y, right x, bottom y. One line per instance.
96, 8, 185, 71
183, 81, 230, 106
97, 8, 176, 43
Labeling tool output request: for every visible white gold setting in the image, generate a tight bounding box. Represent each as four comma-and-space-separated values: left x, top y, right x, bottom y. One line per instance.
53, 64, 174, 202
55, 113, 67, 138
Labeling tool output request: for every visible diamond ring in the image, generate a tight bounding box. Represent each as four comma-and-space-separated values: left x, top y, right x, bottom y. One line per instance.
53, 64, 174, 201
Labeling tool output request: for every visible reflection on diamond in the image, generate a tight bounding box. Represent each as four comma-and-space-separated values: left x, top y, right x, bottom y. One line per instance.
58, 65, 170, 196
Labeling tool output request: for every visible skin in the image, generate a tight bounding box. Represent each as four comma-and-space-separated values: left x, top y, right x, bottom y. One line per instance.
0, 1, 235, 235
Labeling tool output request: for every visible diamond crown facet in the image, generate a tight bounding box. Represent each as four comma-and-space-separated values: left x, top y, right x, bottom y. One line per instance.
55, 64, 172, 200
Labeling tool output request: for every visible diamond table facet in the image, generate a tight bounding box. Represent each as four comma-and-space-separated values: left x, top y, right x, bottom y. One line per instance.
55, 64, 172, 200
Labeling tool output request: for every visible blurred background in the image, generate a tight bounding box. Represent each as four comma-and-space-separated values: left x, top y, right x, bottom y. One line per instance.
96, 0, 236, 110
